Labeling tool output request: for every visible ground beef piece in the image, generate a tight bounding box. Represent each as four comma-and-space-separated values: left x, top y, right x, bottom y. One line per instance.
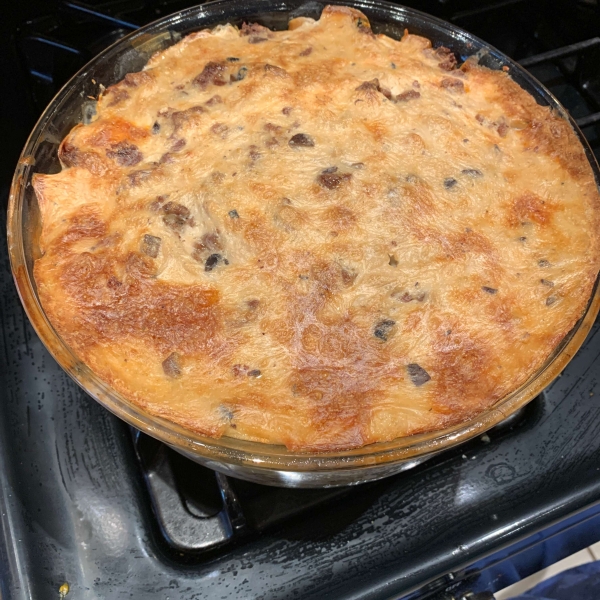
340, 266, 358, 286
249, 145, 261, 161
264, 122, 283, 134
205, 253, 228, 272
264, 64, 287, 77
240, 22, 270, 36
392, 290, 426, 302
435, 46, 457, 71
106, 88, 130, 107
106, 142, 142, 166
107, 276, 122, 289
162, 353, 181, 378
210, 123, 228, 136
232, 364, 249, 376
148, 195, 168, 211
141, 234, 161, 258
444, 178, 458, 189
355, 78, 392, 100
440, 78, 464, 93
317, 170, 352, 190
193, 62, 227, 89
163, 214, 187, 231
128, 169, 153, 186
123, 71, 153, 87
462, 169, 483, 177
170, 139, 186, 152
171, 106, 205, 132
395, 90, 421, 102
407, 363, 431, 386
374, 319, 395, 341
162, 202, 192, 232
196, 232, 222, 251
163, 202, 190, 218
289, 133, 315, 147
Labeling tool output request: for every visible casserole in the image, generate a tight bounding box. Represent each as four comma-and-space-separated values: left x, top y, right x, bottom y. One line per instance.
8, 0, 600, 487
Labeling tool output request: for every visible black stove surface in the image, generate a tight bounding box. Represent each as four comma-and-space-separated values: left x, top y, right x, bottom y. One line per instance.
2, 1, 600, 599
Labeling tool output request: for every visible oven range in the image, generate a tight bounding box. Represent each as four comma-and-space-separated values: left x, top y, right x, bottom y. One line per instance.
1, 0, 600, 598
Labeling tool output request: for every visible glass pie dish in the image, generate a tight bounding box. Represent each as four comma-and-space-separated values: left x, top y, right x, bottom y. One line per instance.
8, 0, 600, 488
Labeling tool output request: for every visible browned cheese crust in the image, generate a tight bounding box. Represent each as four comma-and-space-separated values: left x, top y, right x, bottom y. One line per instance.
33, 6, 600, 450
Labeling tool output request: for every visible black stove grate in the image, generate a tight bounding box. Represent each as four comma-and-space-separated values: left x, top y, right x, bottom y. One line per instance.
520, 38, 600, 133
132, 400, 536, 557
132, 429, 356, 553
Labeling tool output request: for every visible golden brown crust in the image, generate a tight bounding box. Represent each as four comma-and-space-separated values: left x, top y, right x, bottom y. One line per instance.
33, 5, 600, 450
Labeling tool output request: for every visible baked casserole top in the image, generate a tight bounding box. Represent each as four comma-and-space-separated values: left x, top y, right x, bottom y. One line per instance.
33, 5, 600, 450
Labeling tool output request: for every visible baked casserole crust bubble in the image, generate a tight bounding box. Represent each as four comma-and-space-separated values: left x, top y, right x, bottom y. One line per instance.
32, 5, 600, 451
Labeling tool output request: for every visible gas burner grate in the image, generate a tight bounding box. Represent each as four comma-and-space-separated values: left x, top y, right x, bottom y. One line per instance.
131, 429, 355, 554
519, 37, 600, 132
63, 0, 200, 29
132, 396, 541, 556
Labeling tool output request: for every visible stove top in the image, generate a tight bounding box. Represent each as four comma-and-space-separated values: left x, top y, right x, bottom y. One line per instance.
1, 1, 600, 599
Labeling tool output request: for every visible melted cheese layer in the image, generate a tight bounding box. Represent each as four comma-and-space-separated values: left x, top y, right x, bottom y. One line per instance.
33, 5, 600, 450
